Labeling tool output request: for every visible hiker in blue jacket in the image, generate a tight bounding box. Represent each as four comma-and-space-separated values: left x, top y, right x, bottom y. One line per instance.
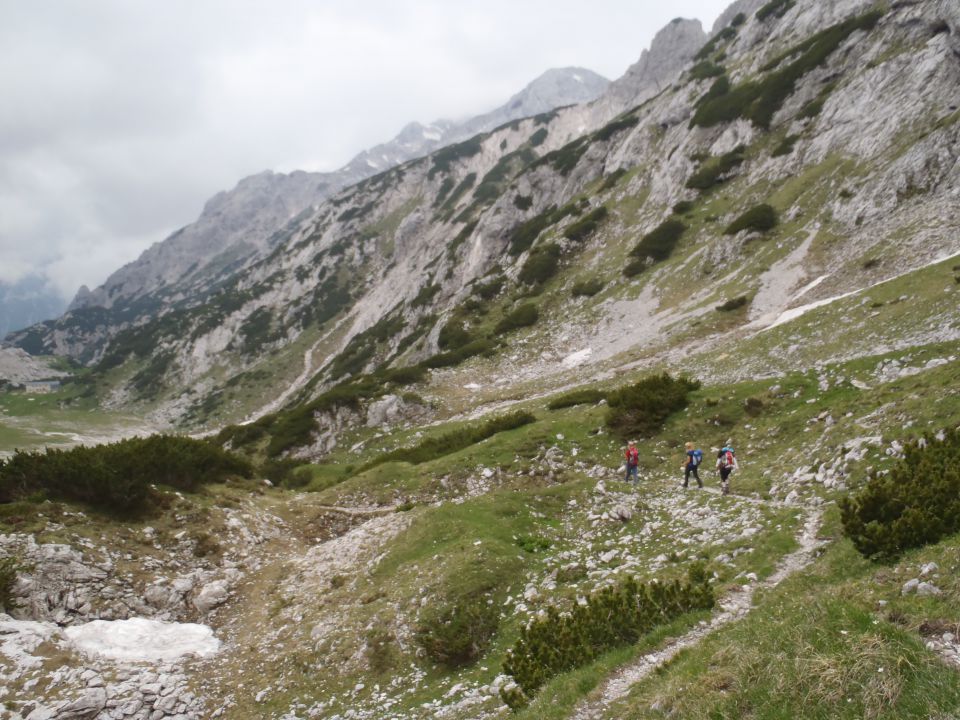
682, 441, 703, 489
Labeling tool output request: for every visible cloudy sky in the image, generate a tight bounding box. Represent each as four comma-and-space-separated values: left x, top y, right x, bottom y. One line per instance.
0, 0, 733, 302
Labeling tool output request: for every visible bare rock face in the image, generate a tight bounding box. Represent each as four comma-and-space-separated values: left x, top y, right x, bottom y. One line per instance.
597, 18, 707, 115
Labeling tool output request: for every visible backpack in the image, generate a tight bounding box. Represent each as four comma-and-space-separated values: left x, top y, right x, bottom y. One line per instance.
692, 449, 703, 466
720, 448, 736, 469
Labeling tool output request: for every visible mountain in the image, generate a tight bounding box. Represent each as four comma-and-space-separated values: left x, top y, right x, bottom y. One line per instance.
0, 275, 67, 339
57, 67, 608, 321
4, 2, 960, 718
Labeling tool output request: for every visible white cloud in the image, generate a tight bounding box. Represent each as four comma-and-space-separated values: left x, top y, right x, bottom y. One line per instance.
0, 0, 733, 301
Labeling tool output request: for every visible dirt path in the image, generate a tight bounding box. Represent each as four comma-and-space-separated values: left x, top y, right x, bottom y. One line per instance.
568, 506, 825, 720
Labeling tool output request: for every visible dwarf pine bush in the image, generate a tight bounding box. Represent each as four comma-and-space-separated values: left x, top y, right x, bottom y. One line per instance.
630, 220, 688, 264
0, 436, 252, 514
724, 204, 779, 235
502, 564, 714, 708
840, 429, 960, 561
547, 389, 606, 410
0, 557, 22, 613
495, 304, 539, 335
606, 373, 701, 439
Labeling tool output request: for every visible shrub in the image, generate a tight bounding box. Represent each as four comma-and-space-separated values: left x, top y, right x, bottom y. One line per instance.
690, 61, 725, 80
519, 243, 561, 286
731, 12, 747, 26
360, 410, 535, 470
410, 283, 441, 308
686, 146, 746, 190
536, 136, 591, 176
513, 194, 534, 211
429, 136, 484, 179
416, 593, 500, 668
381, 365, 427, 386
631, 219, 688, 263
716, 295, 750, 311
840, 430, 960, 561
495, 304, 539, 335
421, 339, 495, 369
672, 200, 696, 215
0, 436, 253, 514
0, 556, 23, 613
772, 134, 800, 157
605, 373, 701, 439
473, 276, 504, 301
438, 319, 473, 350
594, 115, 640, 142
571, 279, 604, 298
693, 11, 883, 130
502, 565, 714, 707
756, 0, 795, 22
547, 389, 606, 410
601, 168, 628, 192
623, 258, 648, 278
724, 204, 779, 235
529, 128, 549, 147
563, 207, 609, 243
508, 209, 556, 256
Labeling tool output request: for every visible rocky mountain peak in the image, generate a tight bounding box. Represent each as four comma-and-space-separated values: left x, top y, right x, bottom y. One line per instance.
598, 17, 707, 114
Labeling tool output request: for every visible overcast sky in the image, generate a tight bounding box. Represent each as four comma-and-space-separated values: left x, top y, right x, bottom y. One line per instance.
0, 0, 732, 301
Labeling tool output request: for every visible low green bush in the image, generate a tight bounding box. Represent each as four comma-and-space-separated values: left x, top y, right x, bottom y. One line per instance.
772, 134, 800, 157
601, 168, 628, 192
594, 115, 640, 142
840, 429, 960, 561
690, 61, 725, 80
716, 295, 751, 312
519, 243, 561, 286
473, 276, 504, 301
724, 204, 779, 235
686, 146, 746, 190
692, 11, 883, 130
495, 304, 539, 335
571, 279, 604, 297
631, 219, 688, 263
416, 593, 500, 669
0, 557, 22, 613
502, 564, 714, 708
508, 208, 556, 256
563, 207, 609, 242
0, 436, 253, 514
529, 128, 549, 147
421, 339, 496, 369
438, 319, 473, 351
756, 0, 795, 21
360, 410, 536, 471
623, 258, 648, 278
672, 200, 696, 215
606, 373, 701, 439
547, 389, 606, 410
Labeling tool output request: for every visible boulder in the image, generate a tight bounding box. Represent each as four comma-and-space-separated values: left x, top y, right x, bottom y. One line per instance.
191, 580, 229, 614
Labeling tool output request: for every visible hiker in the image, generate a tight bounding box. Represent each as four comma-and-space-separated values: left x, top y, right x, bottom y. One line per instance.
682, 441, 703, 489
716, 443, 738, 495
624, 440, 640, 484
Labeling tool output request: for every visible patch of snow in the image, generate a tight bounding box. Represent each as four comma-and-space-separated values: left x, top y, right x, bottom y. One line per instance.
365, 159, 379, 169
573, 73, 584, 83
0, 616, 58, 670
422, 130, 442, 141
63, 618, 220, 662
464, 382, 482, 390
562, 348, 593, 368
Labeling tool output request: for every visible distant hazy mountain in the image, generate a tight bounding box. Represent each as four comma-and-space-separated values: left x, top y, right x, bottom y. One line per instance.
0, 275, 67, 340
65, 67, 609, 315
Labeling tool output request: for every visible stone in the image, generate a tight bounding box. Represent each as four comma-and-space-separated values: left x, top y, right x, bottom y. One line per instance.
920, 562, 939, 576
56, 688, 107, 718
916, 582, 942, 597
901, 578, 920, 595
192, 580, 229, 614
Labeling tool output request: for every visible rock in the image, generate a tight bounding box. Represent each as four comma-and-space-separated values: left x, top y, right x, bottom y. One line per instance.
901, 578, 920, 595
56, 688, 107, 718
920, 562, 938, 576
784, 490, 800, 505
612, 505, 633, 522
599, 550, 618, 564
192, 580, 229, 614
481, 467, 495, 479
917, 582, 942, 597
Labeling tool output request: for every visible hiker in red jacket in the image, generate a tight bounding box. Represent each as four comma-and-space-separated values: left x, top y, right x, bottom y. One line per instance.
624, 440, 640, 484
